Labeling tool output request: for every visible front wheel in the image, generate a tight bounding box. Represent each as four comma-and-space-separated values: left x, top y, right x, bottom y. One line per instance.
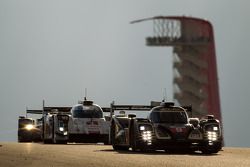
201, 142, 222, 154
201, 148, 220, 154
201, 145, 221, 154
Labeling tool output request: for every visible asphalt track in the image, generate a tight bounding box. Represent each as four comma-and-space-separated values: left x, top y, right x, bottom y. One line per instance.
0, 142, 249, 167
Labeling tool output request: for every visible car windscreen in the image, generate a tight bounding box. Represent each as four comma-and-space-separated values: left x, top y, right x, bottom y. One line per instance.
71, 105, 103, 118
150, 111, 188, 124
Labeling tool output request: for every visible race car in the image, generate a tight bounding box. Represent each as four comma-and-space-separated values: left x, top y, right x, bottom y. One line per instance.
67, 99, 110, 144
43, 109, 70, 144
18, 116, 42, 142
110, 101, 222, 154
26, 99, 110, 144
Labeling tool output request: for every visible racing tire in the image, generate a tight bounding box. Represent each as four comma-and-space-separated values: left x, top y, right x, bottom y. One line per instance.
52, 134, 67, 144
201, 148, 219, 154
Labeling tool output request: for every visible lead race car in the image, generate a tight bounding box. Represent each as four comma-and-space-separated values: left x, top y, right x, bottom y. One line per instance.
110, 101, 222, 154
67, 99, 110, 143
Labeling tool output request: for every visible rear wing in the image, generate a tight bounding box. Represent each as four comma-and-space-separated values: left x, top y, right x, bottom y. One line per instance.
109, 101, 192, 117
44, 107, 71, 114
102, 107, 111, 113
26, 110, 43, 114
27, 106, 111, 115
26, 107, 72, 115
109, 101, 160, 117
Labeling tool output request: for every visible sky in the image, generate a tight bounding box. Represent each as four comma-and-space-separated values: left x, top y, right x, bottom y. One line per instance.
0, 0, 250, 147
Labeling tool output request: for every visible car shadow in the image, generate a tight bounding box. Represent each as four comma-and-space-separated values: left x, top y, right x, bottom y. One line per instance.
98, 148, 220, 156
38, 142, 107, 146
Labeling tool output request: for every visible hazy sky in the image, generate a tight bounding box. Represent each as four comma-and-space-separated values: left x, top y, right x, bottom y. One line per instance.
0, 0, 250, 147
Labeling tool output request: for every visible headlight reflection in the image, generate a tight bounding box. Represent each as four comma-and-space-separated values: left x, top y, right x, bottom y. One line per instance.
25, 124, 34, 131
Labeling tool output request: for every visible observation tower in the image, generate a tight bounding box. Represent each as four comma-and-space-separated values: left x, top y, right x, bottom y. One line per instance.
132, 16, 221, 122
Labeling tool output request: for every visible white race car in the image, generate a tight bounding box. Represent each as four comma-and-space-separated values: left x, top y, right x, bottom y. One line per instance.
67, 100, 110, 144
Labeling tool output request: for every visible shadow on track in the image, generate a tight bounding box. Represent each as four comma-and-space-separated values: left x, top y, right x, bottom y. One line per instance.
98, 148, 220, 156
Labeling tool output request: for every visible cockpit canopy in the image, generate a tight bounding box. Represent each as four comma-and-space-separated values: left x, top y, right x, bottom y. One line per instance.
149, 106, 188, 124
71, 104, 103, 118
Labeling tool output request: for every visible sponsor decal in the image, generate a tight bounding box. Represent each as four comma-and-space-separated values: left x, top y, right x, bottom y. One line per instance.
86, 120, 100, 134
169, 126, 187, 134
176, 127, 183, 132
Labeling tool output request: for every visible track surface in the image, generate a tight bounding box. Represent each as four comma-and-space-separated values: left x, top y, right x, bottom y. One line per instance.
0, 142, 249, 167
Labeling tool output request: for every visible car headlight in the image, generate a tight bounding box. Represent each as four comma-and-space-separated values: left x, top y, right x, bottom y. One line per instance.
59, 127, 64, 132
141, 131, 152, 145
204, 124, 220, 141
206, 131, 218, 141
213, 126, 218, 131
205, 124, 220, 132
139, 124, 153, 145
139, 126, 145, 131
25, 124, 34, 131
142, 131, 152, 140
139, 125, 153, 131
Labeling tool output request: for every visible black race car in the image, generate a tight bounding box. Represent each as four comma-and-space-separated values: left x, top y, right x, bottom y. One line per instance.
110, 102, 222, 154
18, 116, 42, 142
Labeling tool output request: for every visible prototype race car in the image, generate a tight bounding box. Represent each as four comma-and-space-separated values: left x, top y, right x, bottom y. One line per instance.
18, 116, 42, 142
26, 99, 110, 144
67, 100, 110, 143
110, 101, 222, 154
